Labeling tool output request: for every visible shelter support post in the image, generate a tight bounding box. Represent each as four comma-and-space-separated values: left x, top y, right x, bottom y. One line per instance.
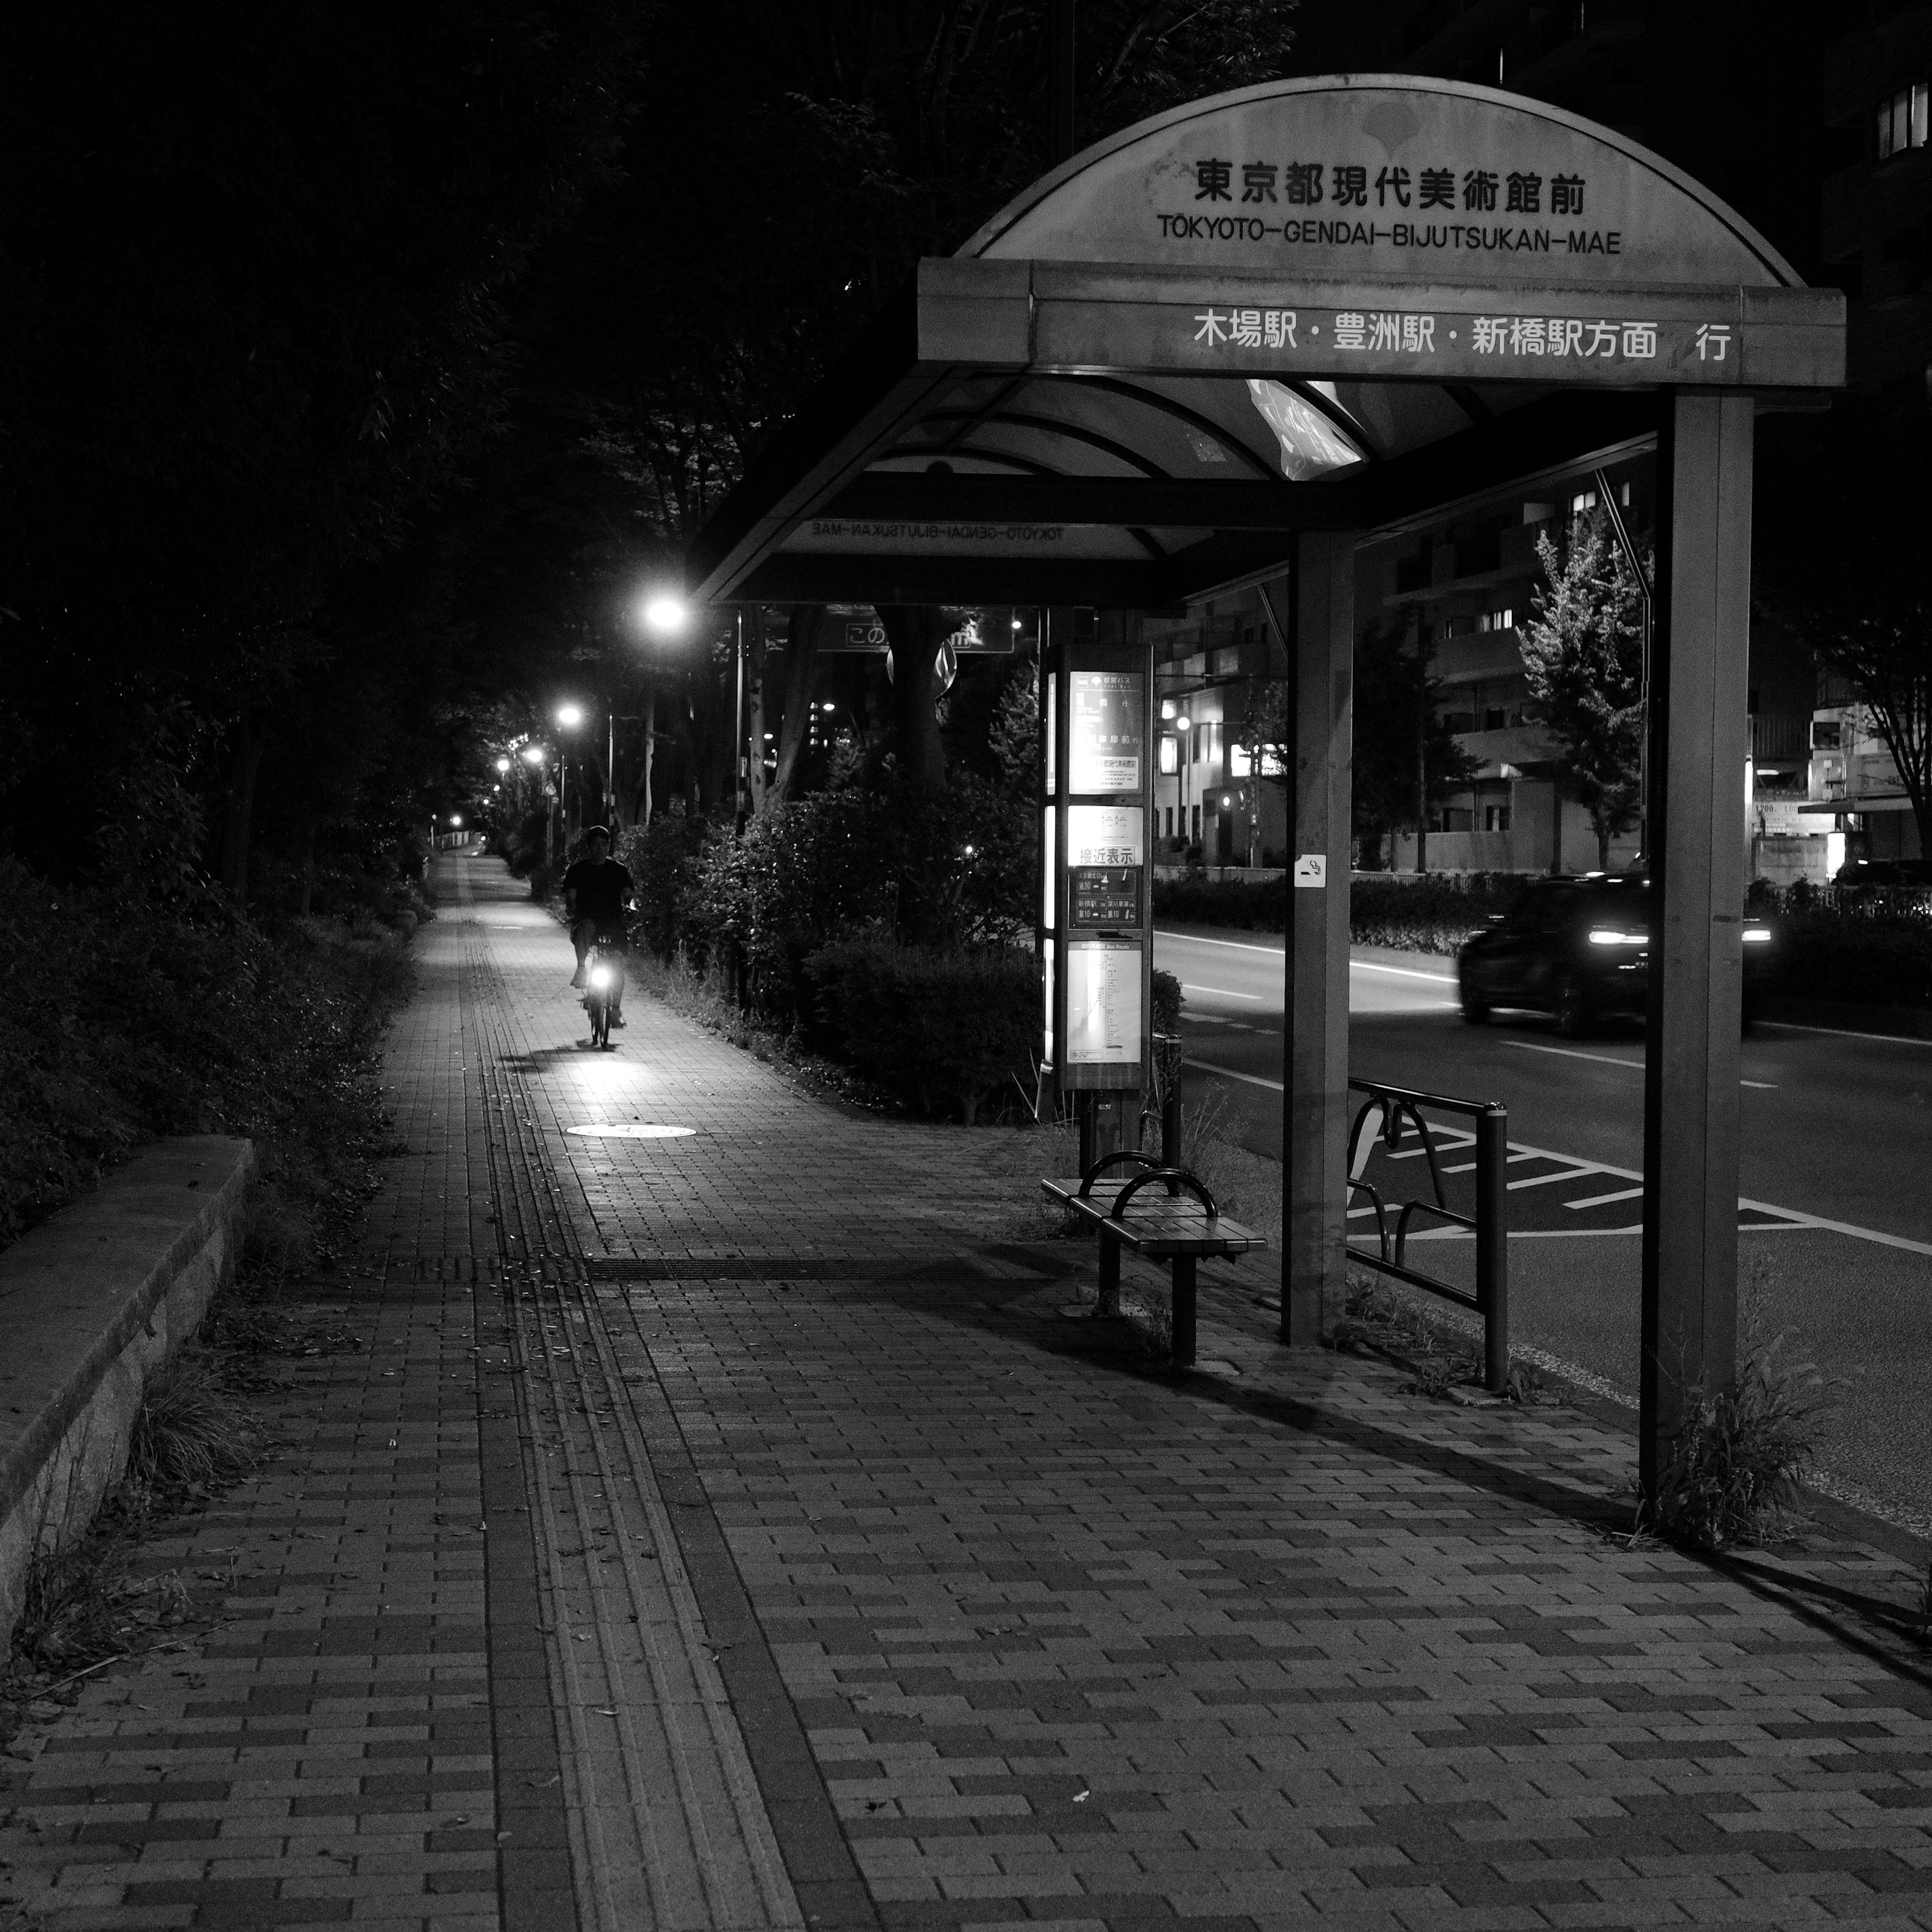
1282, 535, 1355, 1346
1640, 391, 1753, 1503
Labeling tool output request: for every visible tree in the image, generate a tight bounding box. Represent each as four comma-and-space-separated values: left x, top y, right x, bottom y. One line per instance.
1519, 509, 1651, 871
1758, 407, 1932, 862
1240, 618, 1473, 871
0, 0, 639, 889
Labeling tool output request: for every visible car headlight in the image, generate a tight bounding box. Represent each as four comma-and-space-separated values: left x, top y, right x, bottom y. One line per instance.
590, 965, 612, 989
1742, 928, 1772, 945
1587, 928, 1647, 946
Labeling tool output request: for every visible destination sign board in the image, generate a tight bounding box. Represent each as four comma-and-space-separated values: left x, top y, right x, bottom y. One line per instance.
968, 76, 1794, 290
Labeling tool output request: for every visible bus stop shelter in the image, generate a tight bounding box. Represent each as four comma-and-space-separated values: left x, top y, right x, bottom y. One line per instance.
685, 74, 1844, 1495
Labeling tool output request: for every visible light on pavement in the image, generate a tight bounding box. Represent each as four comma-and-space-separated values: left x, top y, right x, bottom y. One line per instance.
569, 1123, 696, 1139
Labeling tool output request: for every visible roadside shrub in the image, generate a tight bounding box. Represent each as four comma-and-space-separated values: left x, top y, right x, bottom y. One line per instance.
618, 811, 714, 963
804, 938, 1036, 1122
1767, 910, 1932, 1010
1154, 871, 1527, 952
681, 776, 1038, 1030
1154, 875, 1284, 932
0, 857, 414, 1256
1349, 872, 1527, 951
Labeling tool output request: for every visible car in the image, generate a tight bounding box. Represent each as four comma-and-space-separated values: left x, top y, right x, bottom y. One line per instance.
1456, 872, 1773, 1036
1834, 857, 1932, 892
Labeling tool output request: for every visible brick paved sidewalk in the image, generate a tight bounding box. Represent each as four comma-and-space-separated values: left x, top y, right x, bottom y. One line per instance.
5, 850, 1932, 1932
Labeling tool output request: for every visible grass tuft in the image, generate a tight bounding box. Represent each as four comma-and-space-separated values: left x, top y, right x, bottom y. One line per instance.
1646, 1263, 1831, 1550
124, 1351, 261, 1495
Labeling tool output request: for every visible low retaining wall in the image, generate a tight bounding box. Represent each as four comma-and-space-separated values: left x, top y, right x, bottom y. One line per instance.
0, 1137, 255, 1647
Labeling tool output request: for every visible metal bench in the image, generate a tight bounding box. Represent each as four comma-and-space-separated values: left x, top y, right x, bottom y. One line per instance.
1041, 1152, 1266, 1366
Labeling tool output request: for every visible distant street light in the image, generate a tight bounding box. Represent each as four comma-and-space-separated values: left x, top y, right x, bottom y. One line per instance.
450, 815, 463, 827
495, 756, 511, 775
556, 703, 584, 729
521, 744, 546, 766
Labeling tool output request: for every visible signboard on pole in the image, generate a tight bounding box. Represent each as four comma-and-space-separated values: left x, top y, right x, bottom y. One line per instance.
1040, 612, 1154, 1098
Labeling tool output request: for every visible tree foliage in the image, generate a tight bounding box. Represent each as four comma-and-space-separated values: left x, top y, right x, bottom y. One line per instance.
1520, 510, 1651, 869
1, 0, 638, 882
1758, 408, 1932, 860
1240, 619, 1474, 868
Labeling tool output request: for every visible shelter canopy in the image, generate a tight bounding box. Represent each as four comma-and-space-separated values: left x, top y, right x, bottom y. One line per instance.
688, 74, 1842, 610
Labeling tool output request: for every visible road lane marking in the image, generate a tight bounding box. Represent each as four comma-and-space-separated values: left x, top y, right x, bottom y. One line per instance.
1566, 1185, 1645, 1210
1351, 960, 1459, 983
1503, 1039, 1777, 1088
1159, 929, 1459, 983
1157, 930, 1284, 954
1505, 1040, 1643, 1070
1758, 1019, 1932, 1048
1183, 1059, 1282, 1092
1508, 1166, 1606, 1191
1182, 983, 1264, 1000
1184, 1061, 1932, 1253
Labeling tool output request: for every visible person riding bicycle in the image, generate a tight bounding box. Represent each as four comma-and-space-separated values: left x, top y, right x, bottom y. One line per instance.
562, 827, 635, 1024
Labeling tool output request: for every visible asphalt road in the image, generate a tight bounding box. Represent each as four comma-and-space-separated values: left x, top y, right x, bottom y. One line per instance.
1156, 922, 1932, 1531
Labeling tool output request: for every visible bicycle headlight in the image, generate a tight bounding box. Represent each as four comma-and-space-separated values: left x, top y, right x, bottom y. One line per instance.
590, 965, 612, 990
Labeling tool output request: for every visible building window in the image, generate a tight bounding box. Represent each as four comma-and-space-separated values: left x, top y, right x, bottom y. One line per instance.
1568, 487, 1598, 518
1229, 742, 1252, 778
1484, 804, 1512, 832
1876, 82, 1930, 160
1476, 607, 1515, 632
1166, 806, 1175, 840
1484, 707, 1507, 730
1191, 803, 1201, 844
1159, 735, 1178, 775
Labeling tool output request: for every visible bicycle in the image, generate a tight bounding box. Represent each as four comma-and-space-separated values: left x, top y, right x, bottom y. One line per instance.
582, 933, 626, 1051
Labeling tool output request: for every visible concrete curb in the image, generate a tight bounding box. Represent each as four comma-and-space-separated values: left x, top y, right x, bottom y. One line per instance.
0, 1136, 255, 1646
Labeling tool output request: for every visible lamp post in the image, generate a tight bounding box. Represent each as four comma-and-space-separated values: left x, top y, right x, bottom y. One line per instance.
1175, 710, 1193, 855
555, 704, 584, 852
521, 742, 551, 869
638, 592, 692, 834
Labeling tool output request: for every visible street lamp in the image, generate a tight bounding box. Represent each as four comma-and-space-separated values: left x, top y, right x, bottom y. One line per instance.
495, 756, 511, 776
554, 706, 586, 847
1175, 711, 1192, 851
641, 592, 688, 636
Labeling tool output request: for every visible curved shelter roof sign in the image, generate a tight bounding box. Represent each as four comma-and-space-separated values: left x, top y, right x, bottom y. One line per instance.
965, 75, 1798, 289
686, 74, 1841, 610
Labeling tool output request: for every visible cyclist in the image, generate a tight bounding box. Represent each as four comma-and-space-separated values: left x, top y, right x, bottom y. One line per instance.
561, 826, 635, 1024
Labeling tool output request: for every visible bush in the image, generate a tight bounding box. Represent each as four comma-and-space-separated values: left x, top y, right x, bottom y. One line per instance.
1768, 909, 1932, 1011
1154, 871, 1527, 952
1349, 872, 1528, 952
0, 857, 414, 1256
804, 938, 1037, 1122
618, 812, 714, 963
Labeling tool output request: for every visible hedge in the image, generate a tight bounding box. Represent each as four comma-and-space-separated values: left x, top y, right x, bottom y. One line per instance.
1156, 870, 1932, 1007
804, 938, 1037, 1122
1769, 912, 1932, 1010
0, 857, 415, 1254
1154, 872, 1527, 953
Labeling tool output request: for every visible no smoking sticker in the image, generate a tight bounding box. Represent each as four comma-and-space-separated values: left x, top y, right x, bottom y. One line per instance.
1293, 854, 1327, 888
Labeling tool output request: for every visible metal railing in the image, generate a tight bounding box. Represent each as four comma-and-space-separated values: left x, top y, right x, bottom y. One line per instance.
1346, 1077, 1509, 1394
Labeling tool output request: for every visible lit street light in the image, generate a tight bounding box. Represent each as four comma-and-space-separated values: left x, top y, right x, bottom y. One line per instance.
641, 593, 688, 636
495, 756, 511, 775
